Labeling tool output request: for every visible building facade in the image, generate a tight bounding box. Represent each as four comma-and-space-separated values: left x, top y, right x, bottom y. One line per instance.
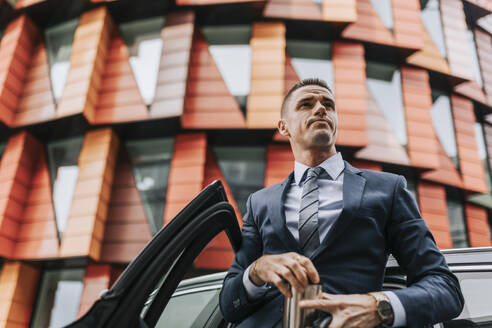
0, 0, 491, 326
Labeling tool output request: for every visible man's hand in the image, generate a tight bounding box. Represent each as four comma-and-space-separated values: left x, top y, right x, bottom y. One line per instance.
299, 293, 383, 328
249, 252, 319, 298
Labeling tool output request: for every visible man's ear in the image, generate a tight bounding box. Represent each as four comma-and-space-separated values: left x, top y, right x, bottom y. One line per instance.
278, 119, 290, 137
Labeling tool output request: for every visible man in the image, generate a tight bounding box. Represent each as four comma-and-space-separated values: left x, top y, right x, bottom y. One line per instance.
219, 78, 464, 328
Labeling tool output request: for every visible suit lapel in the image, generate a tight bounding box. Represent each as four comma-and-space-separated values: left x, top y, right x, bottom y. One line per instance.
270, 172, 301, 252
312, 161, 366, 259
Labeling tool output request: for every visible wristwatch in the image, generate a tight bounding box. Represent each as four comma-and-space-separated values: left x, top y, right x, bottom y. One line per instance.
368, 292, 394, 326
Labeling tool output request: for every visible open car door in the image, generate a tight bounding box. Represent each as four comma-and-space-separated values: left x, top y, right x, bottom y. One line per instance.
66, 180, 241, 328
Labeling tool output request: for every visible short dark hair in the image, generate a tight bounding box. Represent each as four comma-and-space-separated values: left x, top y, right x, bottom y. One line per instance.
281, 78, 333, 118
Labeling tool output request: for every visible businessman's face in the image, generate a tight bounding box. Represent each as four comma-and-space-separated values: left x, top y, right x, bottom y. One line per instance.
279, 85, 338, 150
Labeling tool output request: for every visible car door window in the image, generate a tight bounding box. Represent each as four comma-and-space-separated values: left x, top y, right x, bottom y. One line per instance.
156, 289, 220, 328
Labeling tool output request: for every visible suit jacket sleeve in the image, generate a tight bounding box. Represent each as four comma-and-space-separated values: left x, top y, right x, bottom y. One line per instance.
387, 175, 464, 327
219, 193, 272, 323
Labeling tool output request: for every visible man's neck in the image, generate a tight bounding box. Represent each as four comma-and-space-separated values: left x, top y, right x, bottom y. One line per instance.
293, 146, 337, 167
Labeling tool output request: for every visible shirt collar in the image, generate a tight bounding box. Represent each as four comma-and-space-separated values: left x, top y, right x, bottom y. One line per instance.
294, 152, 344, 186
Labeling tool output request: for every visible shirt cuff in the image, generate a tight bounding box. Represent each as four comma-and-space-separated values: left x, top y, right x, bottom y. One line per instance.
242, 264, 269, 301
383, 291, 407, 327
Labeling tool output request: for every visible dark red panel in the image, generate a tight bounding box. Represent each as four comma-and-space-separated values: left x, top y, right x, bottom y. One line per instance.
417, 182, 453, 249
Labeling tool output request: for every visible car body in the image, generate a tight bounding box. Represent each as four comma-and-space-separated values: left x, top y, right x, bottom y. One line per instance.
67, 181, 492, 328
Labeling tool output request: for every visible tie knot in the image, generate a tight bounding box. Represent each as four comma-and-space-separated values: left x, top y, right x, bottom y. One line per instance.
307, 166, 324, 179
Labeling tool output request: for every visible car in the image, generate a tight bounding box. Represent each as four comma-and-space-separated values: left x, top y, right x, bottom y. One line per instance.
67, 180, 492, 328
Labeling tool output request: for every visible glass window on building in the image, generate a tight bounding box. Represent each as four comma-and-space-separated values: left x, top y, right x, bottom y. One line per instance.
310, 0, 321, 10
420, 0, 447, 58
369, 0, 393, 30
366, 61, 407, 146
201, 25, 252, 116
119, 16, 165, 105
474, 122, 491, 189
430, 89, 458, 166
0, 142, 6, 159
30, 268, 85, 328
213, 146, 265, 215
46, 137, 84, 239
286, 40, 334, 91
126, 137, 174, 234
466, 27, 484, 88
446, 187, 469, 248
45, 19, 79, 102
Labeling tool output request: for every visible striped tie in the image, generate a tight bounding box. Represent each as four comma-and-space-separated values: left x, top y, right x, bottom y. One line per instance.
298, 167, 324, 258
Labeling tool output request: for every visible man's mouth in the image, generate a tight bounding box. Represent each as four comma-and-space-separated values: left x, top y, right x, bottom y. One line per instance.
309, 119, 331, 128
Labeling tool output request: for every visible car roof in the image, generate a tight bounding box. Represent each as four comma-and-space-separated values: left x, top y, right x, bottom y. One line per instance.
386, 247, 492, 268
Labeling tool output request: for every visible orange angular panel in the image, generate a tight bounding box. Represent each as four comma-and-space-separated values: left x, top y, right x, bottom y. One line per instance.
477, 14, 492, 34
391, 0, 424, 50
247, 22, 285, 128
417, 182, 453, 249
400, 67, 439, 169
451, 95, 487, 193
151, 11, 194, 119
14, 149, 58, 260
57, 7, 115, 122
95, 30, 148, 124
0, 261, 39, 327
0, 132, 58, 260
263, 0, 323, 21
454, 81, 488, 105
406, 21, 451, 75
77, 265, 111, 318
14, 41, 56, 127
195, 149, 243, 270
163, 133, 207, 225
100, 149, 152, 263
341, 0, 394, 46
265, 144, 294, 187
183, 31, 246, 129
15, 0, 45, 8
440, 0, 474, 81
474, 29, 492, 105
284, 53, 299, 94
322, 0, 357, 22
421, 140, 463, 189
355, 93, 411, 166
332, 42, 367, 147
203, 149, 242, 222
0, 15, 38, 127
59, 128, 120, 261
465, 204, 491, 247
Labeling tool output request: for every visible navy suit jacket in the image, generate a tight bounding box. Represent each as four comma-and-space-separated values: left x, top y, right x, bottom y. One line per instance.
219, 161, 464, 328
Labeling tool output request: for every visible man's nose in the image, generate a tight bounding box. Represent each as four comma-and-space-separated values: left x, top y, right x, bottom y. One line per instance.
313, 101, 327, 116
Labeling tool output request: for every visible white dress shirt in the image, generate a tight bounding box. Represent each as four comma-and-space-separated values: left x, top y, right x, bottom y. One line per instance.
242, 152, 406, 327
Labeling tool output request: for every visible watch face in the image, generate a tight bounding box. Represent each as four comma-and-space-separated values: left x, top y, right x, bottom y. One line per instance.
378, 300, 393, 318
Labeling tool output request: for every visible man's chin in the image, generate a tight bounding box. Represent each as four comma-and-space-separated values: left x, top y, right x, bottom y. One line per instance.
309, 132, 335, 148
